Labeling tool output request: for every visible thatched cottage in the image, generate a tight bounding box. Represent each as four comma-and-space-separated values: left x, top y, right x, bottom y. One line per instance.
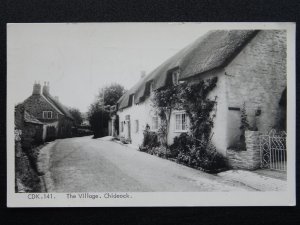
116, 30, 287, 155
22, 82, 74, 140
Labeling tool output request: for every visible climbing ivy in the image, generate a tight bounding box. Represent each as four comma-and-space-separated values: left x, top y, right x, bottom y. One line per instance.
179, 77, 218, 141
149, 76, 226, 172
152, 76, 218, 144
152, 85, 182, 147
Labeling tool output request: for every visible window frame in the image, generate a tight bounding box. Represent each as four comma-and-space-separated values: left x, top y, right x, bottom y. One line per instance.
149, 81, 154, 93
151, 116, 159, 131
42, 111, 53, 119
172, 69, 180, 86
135, 120, 139, 133
174, 112, 188, 132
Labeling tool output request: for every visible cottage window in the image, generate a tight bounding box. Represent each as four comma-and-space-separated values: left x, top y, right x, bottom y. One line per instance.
152, 116, 159, 131
175, 112, 187, 132
43, 111, 53, 119
172, 70, 180, 85
135, 120, 139, 133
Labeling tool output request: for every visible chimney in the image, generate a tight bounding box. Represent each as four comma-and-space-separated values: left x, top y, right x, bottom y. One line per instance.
140, 71, 146, 79
42, 81, 50, 96
32, 81, 41, 95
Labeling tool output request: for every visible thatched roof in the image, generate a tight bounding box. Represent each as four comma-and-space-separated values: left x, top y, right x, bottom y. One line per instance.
118, 30, 258, 110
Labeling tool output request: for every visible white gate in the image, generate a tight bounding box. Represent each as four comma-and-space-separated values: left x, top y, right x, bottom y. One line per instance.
260, 129, 287, 171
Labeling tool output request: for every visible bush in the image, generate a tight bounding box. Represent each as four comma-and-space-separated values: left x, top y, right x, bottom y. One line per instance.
139, 130, 161, 154
141, 130, 160, 149
140, 129, 227, 173
169, 133, 193, 158
171, 134, 227, 173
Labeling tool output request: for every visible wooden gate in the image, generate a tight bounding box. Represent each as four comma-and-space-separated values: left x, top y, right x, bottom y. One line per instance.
260, 129, 287, 171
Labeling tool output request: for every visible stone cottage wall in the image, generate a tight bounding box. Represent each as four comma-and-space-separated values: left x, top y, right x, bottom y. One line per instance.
23, 95, 61, 122
23, 95, 74, 139
15, 106, 42, 192
227, 131, 261, 170
225, 30, 287, 148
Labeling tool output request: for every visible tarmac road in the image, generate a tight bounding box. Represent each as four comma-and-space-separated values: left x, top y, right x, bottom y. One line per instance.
46, 136, 255, 192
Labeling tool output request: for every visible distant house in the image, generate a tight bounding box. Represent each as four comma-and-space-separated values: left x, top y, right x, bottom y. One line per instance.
22, 82, 74, 140
116, 30, 286, 155
15, 104, 45, 146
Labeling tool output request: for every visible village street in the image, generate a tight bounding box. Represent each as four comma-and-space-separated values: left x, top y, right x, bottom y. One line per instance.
38, 136, 286, 192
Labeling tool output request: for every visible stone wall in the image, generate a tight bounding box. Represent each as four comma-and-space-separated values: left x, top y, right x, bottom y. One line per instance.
23, 94, 61, 122
225, 30, 287, 147
15, 105, 42, 192
23, 95, 73, 139
227, 131, 261, 170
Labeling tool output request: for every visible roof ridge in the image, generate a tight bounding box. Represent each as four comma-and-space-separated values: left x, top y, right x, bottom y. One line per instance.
118, 30, 258, 110
46, 94, 74, 120
41, 93, 64, 115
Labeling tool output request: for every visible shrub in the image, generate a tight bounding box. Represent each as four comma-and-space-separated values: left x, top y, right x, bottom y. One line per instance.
148, 146, 168, 157
141, 130, 160, 149
169, 133, 194, 158
139, 129, 161, 154
173, 135, 227, 173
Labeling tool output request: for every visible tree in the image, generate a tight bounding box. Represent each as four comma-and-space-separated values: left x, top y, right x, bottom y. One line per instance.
152, 85, 182, 147
88, 83, 125, 138
69, 108, 83, 126
87, 102, 110, 138
98, 83, 126, 106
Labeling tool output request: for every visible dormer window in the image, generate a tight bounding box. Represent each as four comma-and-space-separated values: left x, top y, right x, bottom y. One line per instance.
43, 111, 53, 119
172, 69, 180, 85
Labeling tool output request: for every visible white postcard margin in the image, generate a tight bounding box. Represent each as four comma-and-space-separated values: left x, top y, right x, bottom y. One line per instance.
6, 22, 296, 207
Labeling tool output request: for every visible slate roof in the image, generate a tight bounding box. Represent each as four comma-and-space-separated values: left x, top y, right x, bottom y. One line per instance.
118, 30, 259, 110
24, 111, 44, 125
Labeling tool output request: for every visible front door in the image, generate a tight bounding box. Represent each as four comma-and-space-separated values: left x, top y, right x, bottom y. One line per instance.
125, 115, 131, 142
127, 120, 131, 142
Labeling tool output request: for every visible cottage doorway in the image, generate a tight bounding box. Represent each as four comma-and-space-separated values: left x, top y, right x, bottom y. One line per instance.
127, 120, 131, 142
125, 115, 131, 143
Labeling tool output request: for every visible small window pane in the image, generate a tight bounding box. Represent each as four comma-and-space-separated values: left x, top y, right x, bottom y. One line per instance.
152, 116, 159, 130
175, 113, 187, 131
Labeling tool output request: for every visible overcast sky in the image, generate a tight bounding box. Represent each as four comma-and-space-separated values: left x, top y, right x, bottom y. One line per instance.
8, 23, 210, 112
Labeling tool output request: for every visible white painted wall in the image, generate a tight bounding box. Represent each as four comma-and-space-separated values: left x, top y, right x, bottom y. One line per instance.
186, 69, 228, 155
118, 97, 156, 147
118, 70, 229, 155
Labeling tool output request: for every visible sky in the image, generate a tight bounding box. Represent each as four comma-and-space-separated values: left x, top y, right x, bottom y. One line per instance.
7, 23, 210, 112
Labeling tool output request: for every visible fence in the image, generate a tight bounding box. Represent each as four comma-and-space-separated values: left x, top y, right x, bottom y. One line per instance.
260, 129, 287, 171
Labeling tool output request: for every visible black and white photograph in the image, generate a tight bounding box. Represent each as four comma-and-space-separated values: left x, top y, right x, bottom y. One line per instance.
7, 23, 295, 207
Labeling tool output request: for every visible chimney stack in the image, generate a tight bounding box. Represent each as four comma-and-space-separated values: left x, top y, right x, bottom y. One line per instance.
140, 71, 146, 79
32, 81, 41, 95
42, 81, 50, 96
